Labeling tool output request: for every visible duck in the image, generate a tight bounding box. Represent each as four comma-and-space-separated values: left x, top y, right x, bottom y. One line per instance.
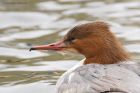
30, 21, 140, 93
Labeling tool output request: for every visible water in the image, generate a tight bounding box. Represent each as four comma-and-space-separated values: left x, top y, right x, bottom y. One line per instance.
0, 0, 140, 93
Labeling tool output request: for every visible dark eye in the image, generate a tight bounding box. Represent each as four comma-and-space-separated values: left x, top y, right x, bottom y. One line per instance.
69, 37, 75, 42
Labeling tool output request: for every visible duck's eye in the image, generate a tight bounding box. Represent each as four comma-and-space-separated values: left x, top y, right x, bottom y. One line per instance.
69, 37, 75, 42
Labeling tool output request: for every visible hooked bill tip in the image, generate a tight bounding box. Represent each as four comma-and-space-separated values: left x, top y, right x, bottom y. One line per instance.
29, 48, 35, 51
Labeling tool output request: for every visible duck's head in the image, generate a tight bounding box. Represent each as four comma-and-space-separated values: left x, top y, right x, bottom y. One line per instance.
30, 21, 130, 64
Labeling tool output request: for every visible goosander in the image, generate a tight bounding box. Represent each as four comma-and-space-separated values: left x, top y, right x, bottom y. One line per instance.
30, 21, 140, 93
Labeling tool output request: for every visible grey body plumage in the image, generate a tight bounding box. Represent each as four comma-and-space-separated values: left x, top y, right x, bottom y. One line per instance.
56, 60, 140, 93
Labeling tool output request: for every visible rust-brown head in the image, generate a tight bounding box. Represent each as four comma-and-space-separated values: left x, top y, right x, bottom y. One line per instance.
30, 21, 130, 64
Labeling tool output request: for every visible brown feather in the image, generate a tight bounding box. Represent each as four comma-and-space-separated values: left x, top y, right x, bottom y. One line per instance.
64, 21, 130, 64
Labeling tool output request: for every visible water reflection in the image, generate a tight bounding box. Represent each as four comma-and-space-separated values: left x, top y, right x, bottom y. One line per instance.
0, 0, 140, 93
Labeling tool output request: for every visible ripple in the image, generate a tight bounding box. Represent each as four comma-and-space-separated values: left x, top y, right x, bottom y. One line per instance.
1, 60, 78, 71
40, 18, 76, 29
37, 1, 80, 11
0, 64, 9, 70
116, 26, 140, 41
0, 47, 48, 59
0, 12, 59, 28
0, 82, 55, 93
63, 3, 126, 15
108, 10, 140, 18
125, 44, 140, 53
0, 30, 55, 41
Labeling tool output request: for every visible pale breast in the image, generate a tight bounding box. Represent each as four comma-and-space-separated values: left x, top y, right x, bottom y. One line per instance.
56, 61, 140, 93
